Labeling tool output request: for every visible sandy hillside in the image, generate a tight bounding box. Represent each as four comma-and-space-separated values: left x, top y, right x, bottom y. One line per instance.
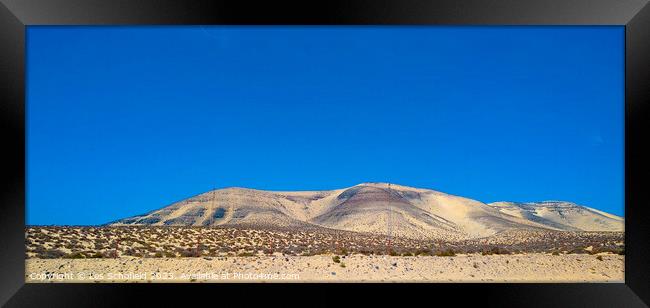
109, 183, 624, 240
26, 254, 624, 283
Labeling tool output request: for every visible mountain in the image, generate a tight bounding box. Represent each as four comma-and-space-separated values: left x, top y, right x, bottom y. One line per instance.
488, 201, 624, 232
108, 183, 624, 239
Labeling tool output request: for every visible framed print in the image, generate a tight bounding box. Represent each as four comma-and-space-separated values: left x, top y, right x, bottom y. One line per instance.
1, 0, 649, 307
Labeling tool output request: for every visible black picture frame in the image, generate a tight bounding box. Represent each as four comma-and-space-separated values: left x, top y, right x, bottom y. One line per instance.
1, 0, 649, 307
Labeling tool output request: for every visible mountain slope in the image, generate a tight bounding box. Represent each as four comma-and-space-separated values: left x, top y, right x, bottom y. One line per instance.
488, 201, 624, 232
109, 183, 624, 239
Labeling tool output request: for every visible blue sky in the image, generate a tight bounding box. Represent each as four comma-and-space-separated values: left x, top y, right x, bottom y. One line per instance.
26, 26, 624, 225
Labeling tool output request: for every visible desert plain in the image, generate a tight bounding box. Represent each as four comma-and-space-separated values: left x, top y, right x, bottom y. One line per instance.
25, 226, 624, 283
26, 254, 623, 283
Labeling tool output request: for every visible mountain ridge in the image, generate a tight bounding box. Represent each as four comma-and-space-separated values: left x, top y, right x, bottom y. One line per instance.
109, 183, 623, 240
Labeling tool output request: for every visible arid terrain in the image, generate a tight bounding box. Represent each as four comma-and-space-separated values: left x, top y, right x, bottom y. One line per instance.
27, 254, 623, 283
26, 183, 625, 283
25, 225, 624, 282
26, 226, 624, 259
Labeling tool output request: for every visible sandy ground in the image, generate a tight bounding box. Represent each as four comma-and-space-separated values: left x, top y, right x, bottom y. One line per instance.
26, 254, 623, 283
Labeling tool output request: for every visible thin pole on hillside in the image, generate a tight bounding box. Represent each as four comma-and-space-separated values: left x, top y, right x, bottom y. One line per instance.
210, 187, 216, 227
387, 183, 392, 255
208, 187, 216, 255
197, 187, 217, 257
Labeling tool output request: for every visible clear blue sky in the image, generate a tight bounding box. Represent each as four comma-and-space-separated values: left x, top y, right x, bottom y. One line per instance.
26, 26, 624, 225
